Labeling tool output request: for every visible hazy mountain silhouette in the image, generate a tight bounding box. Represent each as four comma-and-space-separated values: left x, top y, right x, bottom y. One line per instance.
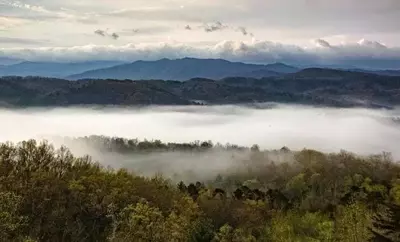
0, 61, 126, 78
0, 56, 23, 65
68, 58, 299, 81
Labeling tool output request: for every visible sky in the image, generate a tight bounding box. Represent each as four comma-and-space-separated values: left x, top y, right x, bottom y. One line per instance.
1, 0, 400, 68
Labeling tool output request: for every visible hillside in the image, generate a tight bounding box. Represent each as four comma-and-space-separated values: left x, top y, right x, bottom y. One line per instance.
2, 138, 400, 241
68, 58, 298, 81
1, 69, 400, 108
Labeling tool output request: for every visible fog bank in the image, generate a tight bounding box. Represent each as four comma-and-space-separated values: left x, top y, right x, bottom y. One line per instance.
1, 104, 400, 157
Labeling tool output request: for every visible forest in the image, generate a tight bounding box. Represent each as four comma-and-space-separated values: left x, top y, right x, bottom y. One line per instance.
2, 70, 400, 108
0, 137, 399, 241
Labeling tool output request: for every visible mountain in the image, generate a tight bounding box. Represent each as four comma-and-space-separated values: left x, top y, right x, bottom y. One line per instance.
2, 69, 400, 108
68, 58, 299, 81
262, 62, 299, 73
349, 68, 400, 77
0, 61, 126, 78
0, 56, 23, 65
288, 68, 365, 79
374, 70, 400, 76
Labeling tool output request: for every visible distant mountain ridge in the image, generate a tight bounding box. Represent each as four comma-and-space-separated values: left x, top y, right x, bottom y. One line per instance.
68, 58, 299, 81
0, 56, 22, 65
0, 57, 399, 80
0, 61, 126, 78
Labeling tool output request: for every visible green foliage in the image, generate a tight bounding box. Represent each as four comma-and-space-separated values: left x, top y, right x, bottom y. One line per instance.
0, 138, 399, 241
112, 201, 166, 242
265, 211, 334, 242
335, 202, 373, 242
390, 180, 400, 206
0, 192, 26, 240
213, 224, 256, 242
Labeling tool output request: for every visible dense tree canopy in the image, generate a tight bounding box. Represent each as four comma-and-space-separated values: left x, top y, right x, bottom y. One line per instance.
0, 138, 399, 241
1, 73, 400, 108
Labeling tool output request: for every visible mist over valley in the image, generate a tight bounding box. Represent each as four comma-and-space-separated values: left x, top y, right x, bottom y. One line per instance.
1, 104, 399, 181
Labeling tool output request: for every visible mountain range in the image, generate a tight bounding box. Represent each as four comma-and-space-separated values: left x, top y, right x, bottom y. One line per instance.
68, 58, 299, 80
1, 69, 400, 109
0, 57, 399, 80
0, 61, 125, 78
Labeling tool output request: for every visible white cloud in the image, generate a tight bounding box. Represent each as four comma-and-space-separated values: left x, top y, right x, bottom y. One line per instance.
0, 0, 99, 24
0, 0, 399, 50
0, 36, 46, 45
0, 16, 27, 30
0, 0, 49, 13
0, 0, 399, 68
0, 39, 399, 69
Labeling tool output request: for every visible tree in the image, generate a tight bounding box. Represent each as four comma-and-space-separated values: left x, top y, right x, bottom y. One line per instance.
335, 202, 373, 242
0, 192, 26, 240
212, 224, 256, 242
285, 173, 309, 205
112, 201, 166, 242
265, 211, 333, 242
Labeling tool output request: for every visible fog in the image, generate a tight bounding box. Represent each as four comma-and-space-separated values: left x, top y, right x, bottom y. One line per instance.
1, 104, 400, 180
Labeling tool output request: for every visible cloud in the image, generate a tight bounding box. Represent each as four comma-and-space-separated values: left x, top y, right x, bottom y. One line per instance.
111, 33, 119, 40
0, 16, 26, 30
1, 0, 49, 14
203, 21, 227, 32
94, 29, 106, 36
120, 26, 172, 36
358, 39, 387, 49
188, 22, 254, 37
236, 27, 248, 36
0, 39, 400, 69
314, 39, 332, 48
94, 29, 119, 40
0, 36, 45, 45
106, 7, 203, 22
2, 0, 400, 49
236, 26, 254, 37
0, 0, 99, 24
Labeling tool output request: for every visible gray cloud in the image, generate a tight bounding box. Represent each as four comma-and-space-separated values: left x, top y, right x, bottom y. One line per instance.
1, 39, 400, 69
111, 33, 119, 40
0, 36, 46, 45
188, 23, 254, 37
107, 8, 202, 22
203, 21, 227, 32
236, 26, 254, 37
101, 0, 400, 36
314, 39, 332, 48
94, 29, 106, 36
2, 0, 400, 47
0, 0, 100, 26
94, 29, 119, 40
237, 26, 248, 36
120, 26, 172, 36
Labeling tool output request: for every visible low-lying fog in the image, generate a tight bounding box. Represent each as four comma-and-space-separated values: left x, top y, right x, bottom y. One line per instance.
1, 104, 399, 180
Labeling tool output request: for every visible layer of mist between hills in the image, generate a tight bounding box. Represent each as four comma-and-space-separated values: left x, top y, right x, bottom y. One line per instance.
0, 104, 399, 181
